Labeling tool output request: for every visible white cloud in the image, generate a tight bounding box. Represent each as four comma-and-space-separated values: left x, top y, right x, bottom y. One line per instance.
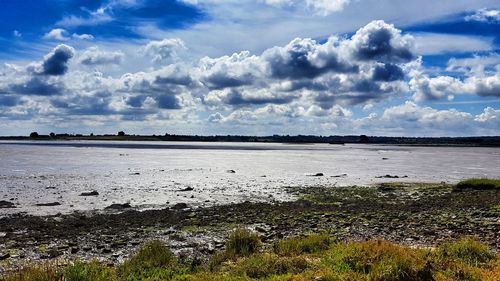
79, 47, 125, 65
447, 53, 500, 74
410, 69, 500, 101
43, 29, 69, 41
183, 0, 352, 15
72, 33, 94, 40
465, 8, 500, 23
143, 38, 187, 64
305, 0, 351, 15
43, 28, 94, 41
56, 7, 113, 27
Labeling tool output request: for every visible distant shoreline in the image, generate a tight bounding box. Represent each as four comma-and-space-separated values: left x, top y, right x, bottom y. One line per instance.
1, 134, 500, 147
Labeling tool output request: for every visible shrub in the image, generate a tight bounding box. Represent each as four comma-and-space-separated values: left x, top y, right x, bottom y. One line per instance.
119, 240, 177, 279
225, 229, 261, 258
436, 237, 496, 265
455, 178, 500, 190
274, 234, 334, 256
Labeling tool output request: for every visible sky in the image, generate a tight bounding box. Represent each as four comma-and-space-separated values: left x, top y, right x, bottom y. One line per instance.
0, 0, 499, 137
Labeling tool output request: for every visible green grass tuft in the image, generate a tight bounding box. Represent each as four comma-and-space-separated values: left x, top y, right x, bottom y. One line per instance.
118, 239, 180, 279
273, 233, 334, 256
224, 229, 261, 258
455, 178, 500, 190
436, 237, 496, 265
230, 253, 309, 279
4, 263, 62, 281
64, 260, 117, 281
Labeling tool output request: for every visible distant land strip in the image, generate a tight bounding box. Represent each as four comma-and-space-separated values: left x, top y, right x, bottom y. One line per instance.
1, 133, 500, 147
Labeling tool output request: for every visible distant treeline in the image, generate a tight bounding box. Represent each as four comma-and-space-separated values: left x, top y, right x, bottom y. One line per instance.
1, 132, 500, 146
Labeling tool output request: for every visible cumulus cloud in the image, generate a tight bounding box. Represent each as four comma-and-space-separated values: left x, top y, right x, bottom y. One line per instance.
144, 38, 186, 63
40, 44, 75, 76
205, 88, 296, 107
475, 107, 500, 124
2, 18, 499, 135
348, 20, 415, 63
9, 77, 64, 96
263, 37, 357, 79
198, 20, 417, 109
79, 47, 124, 65
410, 70, 500, 101
43, 29, 69, 41
352, 101, 500, 136
199, 51, 264, 89
465, 8, 500, 23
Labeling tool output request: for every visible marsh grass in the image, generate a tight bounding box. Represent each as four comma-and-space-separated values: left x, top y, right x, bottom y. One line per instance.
4, 235, 499, 281
4, 263, 62, 281
224, 229, 262, 258
436, 237, 496, 265
64, 260, 117, 281
455, 178, 500, 190
273, 233, 334, 256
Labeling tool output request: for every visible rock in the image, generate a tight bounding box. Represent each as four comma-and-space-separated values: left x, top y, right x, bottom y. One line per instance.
102, 248, 112, 254
227, 169, 236, 173
0, 253, 10, 260
172, 202, 188, 210
179, 187, 194, 192
378, 185, 396, 191
80, 190, 99, 196
0, 200, 15, 208
376, 174, 399, 179
105, 203, 132, 210
36, 202, 61, 207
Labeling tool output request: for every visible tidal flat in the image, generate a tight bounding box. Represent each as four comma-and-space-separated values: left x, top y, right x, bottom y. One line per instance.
0, 142, 499, 279
1, 181, 499, 279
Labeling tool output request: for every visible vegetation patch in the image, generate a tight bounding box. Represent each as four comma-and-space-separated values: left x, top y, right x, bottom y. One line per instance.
4, 234, 499, 281
273, 233, 334, 256
455, 178, 500, 190
224, 229, 262, 258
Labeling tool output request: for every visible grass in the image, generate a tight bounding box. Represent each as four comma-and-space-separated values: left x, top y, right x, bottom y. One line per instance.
224, 229, 262, 258
273, 233, 334, 256
455, 178, 500, 190
3, 234, 499, 281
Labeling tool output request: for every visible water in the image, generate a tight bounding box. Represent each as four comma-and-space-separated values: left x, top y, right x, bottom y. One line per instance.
1, 140, 499, 215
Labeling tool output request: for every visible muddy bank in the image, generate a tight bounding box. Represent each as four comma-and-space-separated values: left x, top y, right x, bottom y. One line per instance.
0, 182, 499, 273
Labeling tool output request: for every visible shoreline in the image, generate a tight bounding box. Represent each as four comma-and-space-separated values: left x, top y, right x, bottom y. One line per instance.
2, 135, 500, 147
1, 182, 499, 274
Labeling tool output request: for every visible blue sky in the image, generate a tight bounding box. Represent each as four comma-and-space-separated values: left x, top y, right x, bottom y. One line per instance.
0, 0, 499, 136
